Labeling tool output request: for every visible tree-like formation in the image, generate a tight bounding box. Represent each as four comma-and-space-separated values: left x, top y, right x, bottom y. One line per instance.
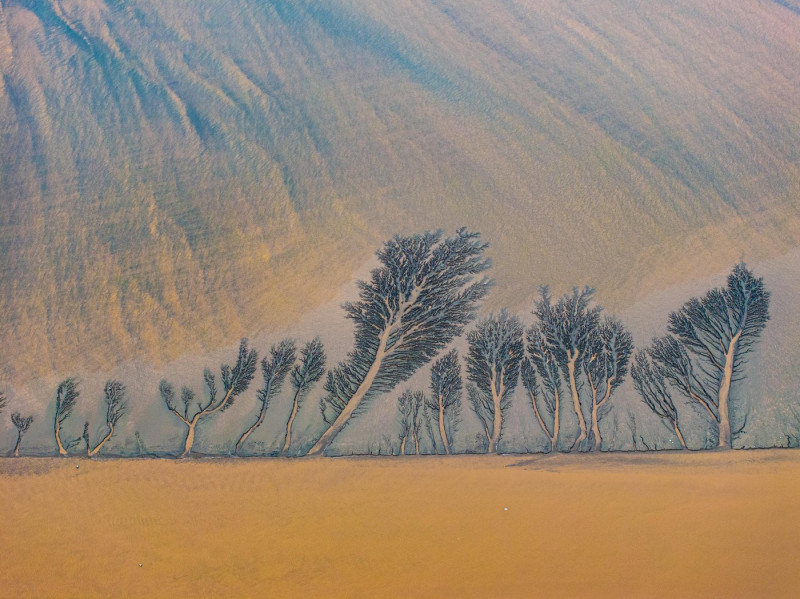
631, 351, 687, 449
523, 328, 563, 453
466, 311, 524, 453
53, 378, 81, 456
83, 380, 128, 457
426, 349, 463, 455
11, 413, 33, 457
161, 339, 258, 458
310, 228, 491, 456
283, 338, 326, 456
235, 339, 295, 456
636, 264, 770, 449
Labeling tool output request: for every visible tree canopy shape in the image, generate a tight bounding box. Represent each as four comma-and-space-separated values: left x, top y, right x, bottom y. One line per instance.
282, 338, 326, 456
641, 264, 769, 448
466, 311, 524, 453
161, 339, 258, 458
235, 339, 296, 456
54, 378, 81, 456
309, 228, 491, 456
426, 349, 463, 455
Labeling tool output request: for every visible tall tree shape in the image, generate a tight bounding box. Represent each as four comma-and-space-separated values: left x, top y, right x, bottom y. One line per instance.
53, 378, 81, 456
310, 228, 492, 456
631, 351, 687, 449
11, 413, 33, 457
425, 349, 462, 455
466, 311, 524, 453
534, 287, 601, 451
161, 339, 258, 458
236, 339, 296, 455
523, 327, 562, 452
282, 338, 326, 456
82, 381, 128, 457
581, 317, 633, 451
396, 390, 424, 455
656, 264, 770, 448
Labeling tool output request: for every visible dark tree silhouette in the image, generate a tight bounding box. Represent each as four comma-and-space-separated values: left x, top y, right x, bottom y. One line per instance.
631, 351, 687, 449
426, 349, 462, 454
0, 391, 6, 415
53, 378, 81, 456
647, 264, 769, 448
161, 339, 258, 458
82, 380, 128, 457
282, 338, 326, 456
310, 228, 491, 456
523, 327, 563, 452
11, 413, 33, 457
235, 339, 295, 456
581, 317, 633, 451
534, 287, 601, 451
397, 390, 426, 455
466, 311, 524, 453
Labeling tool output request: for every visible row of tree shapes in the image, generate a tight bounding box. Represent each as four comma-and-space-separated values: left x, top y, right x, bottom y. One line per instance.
1, 229, 771, 457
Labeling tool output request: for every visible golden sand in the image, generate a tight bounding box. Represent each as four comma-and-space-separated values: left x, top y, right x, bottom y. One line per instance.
1, 450, 799, 598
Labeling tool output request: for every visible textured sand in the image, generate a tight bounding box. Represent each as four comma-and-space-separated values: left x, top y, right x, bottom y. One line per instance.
1, 450, 799, 598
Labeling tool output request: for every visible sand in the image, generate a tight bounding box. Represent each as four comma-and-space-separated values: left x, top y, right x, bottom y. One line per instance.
1, 450, 799, 598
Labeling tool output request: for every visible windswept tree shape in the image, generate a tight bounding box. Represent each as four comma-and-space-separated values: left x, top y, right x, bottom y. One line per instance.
282, 338, 326, 456
397, 390, 425, 455
236, 339, 296, 456
310, 228, 492, 456
0, 391, 6, 417
466, 311, 524, 453
11, 413, 33, 457
631, 351, 687, 449
650, 264, 770, 448
534, 287, 601, 451
426, 349, 462, 454
53, 378, 81, 456
160, 339, 258, 458
581, 318, 633, 451
82, 381, 128, 457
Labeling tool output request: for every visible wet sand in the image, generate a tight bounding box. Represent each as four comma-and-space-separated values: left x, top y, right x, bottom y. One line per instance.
1, 450, 798, 598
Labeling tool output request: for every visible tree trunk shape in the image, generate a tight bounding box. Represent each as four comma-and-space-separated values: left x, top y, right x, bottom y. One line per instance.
413, 429, 420, 455
552, 388, 561, 452
55, 417, 68, 456
400, 432, 408, 455
567, 351, 587, 451
13, 433, 21, 457
307, 327, 392, 456
673, 419, 688, 450
180, 419, 199, 458
717, 331, 742, 449
236, 401, 269, 456
281, 388, 303, 456
488, 366, 505, 454
528, 387, 555, 453
87, 423, 115, 457
437, 393, 451, 455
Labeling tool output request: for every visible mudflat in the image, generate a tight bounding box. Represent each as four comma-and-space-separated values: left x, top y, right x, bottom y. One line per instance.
1, 450, 798, 598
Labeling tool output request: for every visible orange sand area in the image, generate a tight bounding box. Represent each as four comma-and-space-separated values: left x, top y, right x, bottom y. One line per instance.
1, 450, 799, 598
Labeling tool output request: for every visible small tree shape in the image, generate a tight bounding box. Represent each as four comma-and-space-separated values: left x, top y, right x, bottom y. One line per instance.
0, 391, 6, 416
426, 349, 462, 455
653, 264, 769, 448
581, 317, 633, 451
161, 339, 258, 458
281, 338, 326, 456
53, 378, 81, 456
82, 381, 128, 457
310, 228, 491, 456
534, 287, 601, 451
523, 327, 562, 453
235, 339, 295, 455
11, 413, 33, 457
631, 351, 687, 449
466, 311, 524, 453
397, 390, 425, 455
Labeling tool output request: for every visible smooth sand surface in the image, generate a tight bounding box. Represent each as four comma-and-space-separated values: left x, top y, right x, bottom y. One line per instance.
1, 450, 799, 598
